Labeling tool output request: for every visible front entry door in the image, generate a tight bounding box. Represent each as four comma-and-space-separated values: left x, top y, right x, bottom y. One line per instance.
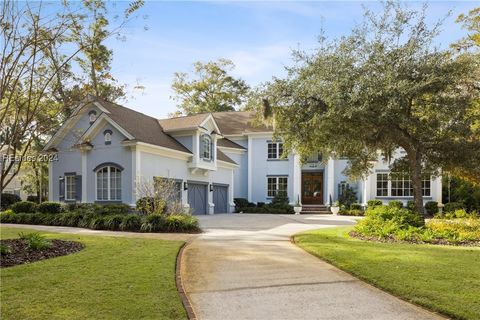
302, 172, 323, 204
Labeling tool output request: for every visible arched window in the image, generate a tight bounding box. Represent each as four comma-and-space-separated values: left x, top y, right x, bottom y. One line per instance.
103, 129, 112, 145
201, 134, 212, 160
88, 110, 97, 123
95, 164, 122, 201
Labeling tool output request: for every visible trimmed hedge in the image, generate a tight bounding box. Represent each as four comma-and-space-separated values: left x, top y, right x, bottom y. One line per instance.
237, 204, 294, 214
367, 200, 383, 208
388, 200, 404, 209
38, 202, 62, 214
424, 201, 438, 216
11, 201, 38, 214
444, 202, 465, 213
0, 211, 200, 233
1, 193, 21, 210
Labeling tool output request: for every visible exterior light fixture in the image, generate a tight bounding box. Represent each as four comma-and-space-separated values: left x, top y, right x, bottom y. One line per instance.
183, 182, 188, 191
209, 184, 214, 192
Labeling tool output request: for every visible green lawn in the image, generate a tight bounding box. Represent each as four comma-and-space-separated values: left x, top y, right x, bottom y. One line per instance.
294, 226, 480, 320
0, 226, 187, 320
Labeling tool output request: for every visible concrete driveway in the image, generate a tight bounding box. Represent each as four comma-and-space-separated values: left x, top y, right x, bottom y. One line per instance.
181, 214, 443, 320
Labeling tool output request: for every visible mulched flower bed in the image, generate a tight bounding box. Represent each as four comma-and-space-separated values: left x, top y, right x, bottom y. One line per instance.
349, 231, 480, 247
0, 239, 84, 268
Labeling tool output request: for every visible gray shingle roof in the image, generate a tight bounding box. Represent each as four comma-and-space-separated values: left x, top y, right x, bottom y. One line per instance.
212, 111, 272, 135
217, 138, 246, 150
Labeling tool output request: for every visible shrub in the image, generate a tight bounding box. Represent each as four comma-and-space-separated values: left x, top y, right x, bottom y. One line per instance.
444, 202, 465, 213
104, 215, 124, 230
388, 200, 403, 209
18, 232, 52, 250
271, 191, 289, 206
1, 193, 21, 210
100, 204, 131, 215
11, 201, 38, 213
367, 200, 383, 208
26, 195, 46, 203
0, 243, 11, 255
88, 216, 106, 230
426, 218, 480, 243
407, 200, 415, 211
140, 214, 166, 232
38, 202, 62, 214
57, 212, 85, 227
120, 214, 142, 231
0, 210, 16, 223
136, 197, 166, 214
257, 202, 265, 208
424, 201, 438, 216
350, 203, 362, 210
165, 214, 199, 232
338, 185, 357, 209
234, 198, 249, 209
15, 213, 34, 224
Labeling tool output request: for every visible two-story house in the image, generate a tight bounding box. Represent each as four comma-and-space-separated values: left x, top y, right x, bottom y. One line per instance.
45, 99, 442, 214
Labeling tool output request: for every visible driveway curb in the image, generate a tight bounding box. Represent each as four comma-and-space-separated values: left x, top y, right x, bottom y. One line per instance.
176, 241, 197, 320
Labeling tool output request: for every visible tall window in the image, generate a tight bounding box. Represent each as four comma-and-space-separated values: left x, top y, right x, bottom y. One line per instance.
65, 175, 76, 201
202, 134, 212, 160
96, 166, 121, 201
375, 173, 431, 197
376, 173, 388, 196
267, 176, 288, 197
267, 141, 284, 159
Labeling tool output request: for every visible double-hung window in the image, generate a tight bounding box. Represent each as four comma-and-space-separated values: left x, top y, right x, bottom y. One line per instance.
376, 173, 388, 197
96, 166, 121, 201
201, 134, 212, 160
267, 176, 288, 197
65, 175, 76, 201
267, 141, 284, 159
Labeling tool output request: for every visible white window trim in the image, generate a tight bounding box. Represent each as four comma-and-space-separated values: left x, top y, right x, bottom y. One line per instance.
201, 134, 212, 160
267, 141, 284, 159
104, 132, 112, 142
65, 175, 76, 201
375, 173, 432, 198
95, 166, 121, 201
267, 176, 288, 198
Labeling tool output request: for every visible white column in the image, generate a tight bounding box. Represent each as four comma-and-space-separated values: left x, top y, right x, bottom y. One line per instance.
247, 135, 252, 202
363, 173, 373, 206
81, 151, 87, 203
229, 170, 235, 213
327, 157, 335, 205
131, 146, 137, 206
293, 153, 302, 204
48, 161, 53, 201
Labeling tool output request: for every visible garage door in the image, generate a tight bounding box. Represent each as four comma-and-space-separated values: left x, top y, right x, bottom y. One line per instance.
213, 184, 228, 214
188, 183, 207, 215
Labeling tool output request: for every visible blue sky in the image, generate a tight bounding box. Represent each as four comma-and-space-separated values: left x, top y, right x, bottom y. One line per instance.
100, 1, 477, 118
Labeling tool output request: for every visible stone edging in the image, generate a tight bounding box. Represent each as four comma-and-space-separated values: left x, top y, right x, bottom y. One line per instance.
176, 242, 197, 320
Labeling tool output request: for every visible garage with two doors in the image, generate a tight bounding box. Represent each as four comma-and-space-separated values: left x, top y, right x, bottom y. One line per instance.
187, 182, 229, 215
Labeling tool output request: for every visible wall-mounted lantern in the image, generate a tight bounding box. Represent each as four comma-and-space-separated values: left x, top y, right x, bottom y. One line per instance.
183, 182, 188, 191
209, 184, 214, 192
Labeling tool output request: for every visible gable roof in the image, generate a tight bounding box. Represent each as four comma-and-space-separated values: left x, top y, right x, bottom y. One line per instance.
212, 111, 272, 135
158, 113, 210, 132
98, 100, 192, 154
217, 138, 246, 150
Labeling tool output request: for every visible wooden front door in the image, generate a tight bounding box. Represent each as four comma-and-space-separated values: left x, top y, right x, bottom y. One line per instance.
301, 172, 323, 204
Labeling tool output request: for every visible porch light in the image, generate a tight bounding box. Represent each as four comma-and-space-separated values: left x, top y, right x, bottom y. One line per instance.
183, 182, 188, 191
209, 184, 214, 192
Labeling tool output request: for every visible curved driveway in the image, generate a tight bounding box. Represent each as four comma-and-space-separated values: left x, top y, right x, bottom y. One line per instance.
181, 214, 443, 320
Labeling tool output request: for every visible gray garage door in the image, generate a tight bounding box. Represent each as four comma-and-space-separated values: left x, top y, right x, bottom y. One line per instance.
188, 183, 207, 215
213, 185, 228, 214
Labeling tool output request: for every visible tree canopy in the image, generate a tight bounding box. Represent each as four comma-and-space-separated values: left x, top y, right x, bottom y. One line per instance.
260, 2, 480, 214
170, 59, 250, 116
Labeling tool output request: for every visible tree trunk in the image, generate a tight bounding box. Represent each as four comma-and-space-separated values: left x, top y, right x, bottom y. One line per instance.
408, 150, 425, 223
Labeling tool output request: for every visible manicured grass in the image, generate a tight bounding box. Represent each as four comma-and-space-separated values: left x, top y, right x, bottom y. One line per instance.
294, 226, 480, 320
0, 226, 187, 320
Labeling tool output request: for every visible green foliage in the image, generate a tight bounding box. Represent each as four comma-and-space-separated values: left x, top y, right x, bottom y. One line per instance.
99, 204, 131, 215
0, 210, 16, 223
0, 243, 11, 255
136, 197, 166, 215
444, 202, 466, 213
103, 215, 124, 231
171, 59, 250, 115
426, 218, 480, 243
119, 214, 142, 231
367, 200, 383, 208
271, 191, 289, 206
339, 209, 364, 216
88, 216, 106, 230
424, 201, 439, 216
388, 200, 404, 209
18, 232, 52, 250
164, 215, 200, 232
407, 200, 415, 211
38, 202, 62, 214
140, 214, 166, 232
338, 185, 357, 209
234, 198, 249, 209
443, 176, 480, 212
1, 193, 21, 210
11, 201, 38, 213
350, 203, 362, 210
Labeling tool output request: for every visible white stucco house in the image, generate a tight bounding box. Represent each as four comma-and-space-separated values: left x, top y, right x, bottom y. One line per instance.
44, 99, 442, 215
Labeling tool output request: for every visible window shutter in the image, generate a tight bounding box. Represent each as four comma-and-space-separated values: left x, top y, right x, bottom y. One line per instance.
200, 134, 205, 158
59, 177, 65, 201
75, 175, 82, 201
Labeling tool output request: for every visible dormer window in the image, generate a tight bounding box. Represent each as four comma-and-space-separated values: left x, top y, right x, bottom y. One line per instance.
201, 134, 212, 161
104, 129, 112, 145
88, 110, 97, 124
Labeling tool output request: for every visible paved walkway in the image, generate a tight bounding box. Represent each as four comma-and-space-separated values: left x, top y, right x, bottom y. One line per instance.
1, 223, 195, 241
182, 214, 444, 320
